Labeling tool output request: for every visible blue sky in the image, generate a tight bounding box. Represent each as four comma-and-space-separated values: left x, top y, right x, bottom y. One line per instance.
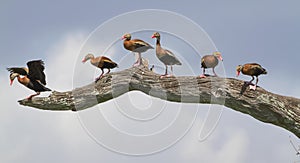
1, 0, 300, 162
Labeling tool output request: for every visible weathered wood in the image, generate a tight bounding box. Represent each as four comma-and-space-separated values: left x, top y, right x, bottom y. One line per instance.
18, 66, 300, 137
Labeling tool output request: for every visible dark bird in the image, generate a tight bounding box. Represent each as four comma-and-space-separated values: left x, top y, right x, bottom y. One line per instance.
236, 63, 267, 90
82, 54, 118, 82
122, 33, 154, 67
151, 32, 182, 77
7, 60, 51, 100
150, 65, 154, 72
200, 51, 223, 78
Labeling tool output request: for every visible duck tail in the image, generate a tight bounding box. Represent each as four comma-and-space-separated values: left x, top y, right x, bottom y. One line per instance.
262, 68, 267, 74
45, 87, 52, 91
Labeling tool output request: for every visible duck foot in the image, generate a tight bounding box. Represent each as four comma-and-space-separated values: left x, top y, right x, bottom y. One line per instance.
132, 61, 143, 67
199, 74, 206, 78
160, 74, 173, 79
95, 76, 103, 83
249, 85, 257, 90
26, 92, 40, 100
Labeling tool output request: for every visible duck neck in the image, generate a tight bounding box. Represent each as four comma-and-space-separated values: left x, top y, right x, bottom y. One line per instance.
18, 76, 29, 86
17, 76, 22, 83
156, 37, 161, 46
125, 37, 131, 41
90, 57, 97, 65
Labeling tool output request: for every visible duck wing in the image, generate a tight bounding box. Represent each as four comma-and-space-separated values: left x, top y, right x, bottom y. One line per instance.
164, 49, 182, 65
251, 64, 267, 75
101, 56, 118, 68
244, 63, 267, 76
132, 39, 154, 49
7, 67, 28, 75
27, 60, 47, 85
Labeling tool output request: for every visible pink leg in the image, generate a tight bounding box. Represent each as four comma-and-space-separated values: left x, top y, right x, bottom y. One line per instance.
249, 85, 257, 90
27, 92, 40, 100
95, 69, 104, 82
246, 76, 255, 85
249, 77, 258, 90
200, 68, 206, 78
168, 66, 174, 77
133, 61, 138, 67
160, 65, 168, 78
133, 53, 142, 67
105, 69, 110, 75
212, 68, 218, 77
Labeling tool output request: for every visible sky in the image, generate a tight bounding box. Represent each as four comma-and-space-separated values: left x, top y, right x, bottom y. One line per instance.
0, 0, 300, 163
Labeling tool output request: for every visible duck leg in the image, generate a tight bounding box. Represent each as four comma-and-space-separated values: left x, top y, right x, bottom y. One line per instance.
165, 66, 174, 77
212, 67, 218, 77
245, 76, 255, 89
200, 68, 206, 78
106, 68, 111, 75
27, 92, 40, 100
132, 53, 138, 66
249, 76, 255, 84
160, 65, 168, 78
249, 77, 258, 90
133, 53, 142, 67
95, 69, 105, 82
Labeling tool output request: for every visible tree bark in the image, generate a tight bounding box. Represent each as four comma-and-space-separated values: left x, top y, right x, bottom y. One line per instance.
18, 66, 300, 137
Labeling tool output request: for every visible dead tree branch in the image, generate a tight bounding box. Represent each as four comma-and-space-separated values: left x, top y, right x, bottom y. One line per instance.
18, 66, 300, 137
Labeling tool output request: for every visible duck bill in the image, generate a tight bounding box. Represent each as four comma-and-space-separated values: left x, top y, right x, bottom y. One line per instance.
151, 35, 155, 38
82, 59, 86, 63
219, 56, 223, 61
10, 79, 14, 86
236, 71, 240, 77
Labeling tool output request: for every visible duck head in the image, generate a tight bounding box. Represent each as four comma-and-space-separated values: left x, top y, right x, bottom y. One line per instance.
9, 73, 19, 85
236, 65, 243, 77
151, 32, 160, 39
82, 53, 94, 63
122, 33, 131, 40
213, 51, 223, 61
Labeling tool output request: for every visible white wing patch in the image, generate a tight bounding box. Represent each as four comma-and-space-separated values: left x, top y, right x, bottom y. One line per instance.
134, 41, 148, 47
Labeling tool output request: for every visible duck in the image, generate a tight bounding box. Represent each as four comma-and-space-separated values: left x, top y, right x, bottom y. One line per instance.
7, 60, 51, 100
200, 51, 223, 78
122, 33, 153, 66
151, 32, 182, 77
236, 63, 267, 90
82, 54, 118, 82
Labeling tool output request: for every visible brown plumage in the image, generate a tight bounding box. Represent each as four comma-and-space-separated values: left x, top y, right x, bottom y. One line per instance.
236, 63, 267, 90
200, 51, 223, 78
122, 33, 153, 66
7, 60, 51, 100
151, 32, 181, 77
82, 54, 118, 82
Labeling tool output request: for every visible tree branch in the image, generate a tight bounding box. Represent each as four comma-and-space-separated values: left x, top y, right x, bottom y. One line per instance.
18, 66, 300, 137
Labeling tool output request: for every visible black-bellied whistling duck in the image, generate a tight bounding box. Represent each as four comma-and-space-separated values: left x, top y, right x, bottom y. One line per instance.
151, 32, 182, 77
200, 51, 223, 78
236, 63, 267, 90
122, 33, 153, 66
82, 53, 118, 82
7, 60, 51, 100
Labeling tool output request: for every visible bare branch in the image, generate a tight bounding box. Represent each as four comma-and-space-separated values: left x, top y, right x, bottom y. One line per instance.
18, 66, 300, 137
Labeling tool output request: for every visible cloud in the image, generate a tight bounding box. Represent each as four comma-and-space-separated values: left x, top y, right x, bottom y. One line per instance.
0, 30, 296, 163
45, 32, 88, 91
176, 112, 249, 163
0, 31, 98, 162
